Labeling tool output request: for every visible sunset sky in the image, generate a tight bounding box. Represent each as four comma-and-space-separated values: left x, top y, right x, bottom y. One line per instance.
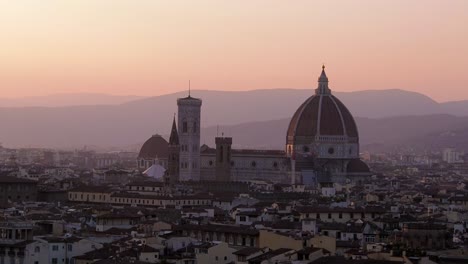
0, 0, 467, 102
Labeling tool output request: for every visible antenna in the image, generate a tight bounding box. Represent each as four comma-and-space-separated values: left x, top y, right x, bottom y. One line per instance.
188, 80, 191, 96
217, 125, 219, 137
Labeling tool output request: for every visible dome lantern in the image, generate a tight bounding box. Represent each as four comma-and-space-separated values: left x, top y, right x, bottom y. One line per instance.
316, 64, 331, 95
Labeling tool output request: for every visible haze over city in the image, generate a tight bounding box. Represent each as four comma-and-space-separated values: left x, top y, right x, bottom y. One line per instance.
1, 2, 468, 264
1, 0, 467, 102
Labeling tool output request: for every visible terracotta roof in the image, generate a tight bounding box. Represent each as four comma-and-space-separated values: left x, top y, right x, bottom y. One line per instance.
286, 69, 358, 145
173, 224, 259, 236
200, 146, 285, 157
347, 159, 370, 173
140, 245, 158, 252
287, 95, 358, 142
247, 248, 293, 263
138, 135, 168, 159
233, 247, 264, 256
0, 176, 37, 184
70, 186, 113, 193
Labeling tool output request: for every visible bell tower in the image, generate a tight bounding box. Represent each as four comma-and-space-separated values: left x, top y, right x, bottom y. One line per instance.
177, 92, 202, 181
215, 136, 232, 182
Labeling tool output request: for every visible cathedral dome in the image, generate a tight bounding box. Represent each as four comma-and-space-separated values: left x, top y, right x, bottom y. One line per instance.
138, 135, 169, 159
346, 159, 370, 173
286, 66, 358, 146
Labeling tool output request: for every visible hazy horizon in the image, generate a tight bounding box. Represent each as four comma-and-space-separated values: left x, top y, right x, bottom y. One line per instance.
1, 1, 467, 102
0, 88, 462, 105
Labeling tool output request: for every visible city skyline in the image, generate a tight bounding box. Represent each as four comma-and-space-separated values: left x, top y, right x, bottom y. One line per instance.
0, 0, 467, 102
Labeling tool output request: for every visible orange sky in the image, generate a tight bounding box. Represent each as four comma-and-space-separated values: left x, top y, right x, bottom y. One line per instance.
0, 0, 467, 102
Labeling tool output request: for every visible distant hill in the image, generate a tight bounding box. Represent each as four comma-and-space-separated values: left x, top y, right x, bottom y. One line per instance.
200, 114, 468, 152
0, 93, 143, 107
1, 89, 468, 149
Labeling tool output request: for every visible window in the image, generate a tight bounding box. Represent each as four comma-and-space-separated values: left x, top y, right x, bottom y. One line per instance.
350, 213, 354, 219
183, 121, 188, 133
251, 161, 256, 167
328, 213, 331, 219
52, 258, 58, 264
52, 245, 59, 251
339, 212, 342, 219
316, 213, 320, 219
328, 147, 335, 154
34, 246, 40, 253
219, 146, 224, 162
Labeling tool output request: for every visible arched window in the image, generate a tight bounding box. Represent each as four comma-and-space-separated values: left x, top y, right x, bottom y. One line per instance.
219, 146, 224, 162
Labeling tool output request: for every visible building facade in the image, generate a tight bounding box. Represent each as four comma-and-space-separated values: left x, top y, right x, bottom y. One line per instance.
137, 66, 371, 185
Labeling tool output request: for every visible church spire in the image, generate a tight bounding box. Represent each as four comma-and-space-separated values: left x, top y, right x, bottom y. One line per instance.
316, 64, 331, 95
169, 114, 179, 145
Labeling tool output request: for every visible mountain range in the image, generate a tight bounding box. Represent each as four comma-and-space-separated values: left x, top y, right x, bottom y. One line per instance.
0, 93, 142, 107
1, 89, 468, 151
201, 115, 468, 152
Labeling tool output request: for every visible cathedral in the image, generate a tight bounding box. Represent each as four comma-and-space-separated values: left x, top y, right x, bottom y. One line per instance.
137, 66, 371, 185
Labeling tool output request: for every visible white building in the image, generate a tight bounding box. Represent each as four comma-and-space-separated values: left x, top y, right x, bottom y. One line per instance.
442, 148, 464, 164
24, 236, 102, 264
195, 242, 236, 264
